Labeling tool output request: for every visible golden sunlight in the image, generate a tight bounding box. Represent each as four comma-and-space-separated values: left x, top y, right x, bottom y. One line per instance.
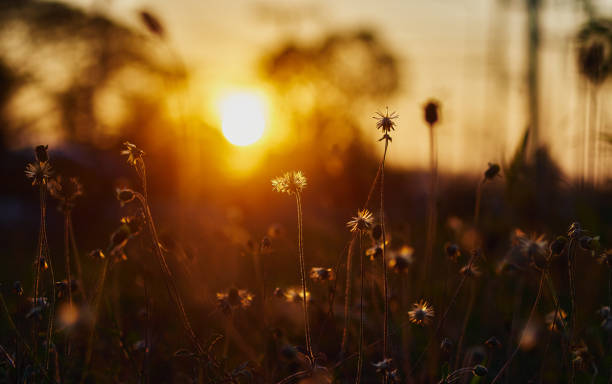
219, 92, 266, 146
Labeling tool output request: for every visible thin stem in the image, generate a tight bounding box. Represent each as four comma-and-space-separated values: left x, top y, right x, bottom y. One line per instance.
424, 124, 438, 284
567, 238, 577, 383
356, 233, 364, 384
491, 270, 545, 384
295, 193, 313, 361
381, 139, 390, 361
341, 236, 356, 357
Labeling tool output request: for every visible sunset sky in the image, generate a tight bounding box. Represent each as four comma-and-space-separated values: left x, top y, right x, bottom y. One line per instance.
52, 0, 612, 176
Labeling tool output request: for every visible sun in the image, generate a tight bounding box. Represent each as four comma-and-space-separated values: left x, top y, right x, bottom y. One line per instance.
219, 92, 266, 146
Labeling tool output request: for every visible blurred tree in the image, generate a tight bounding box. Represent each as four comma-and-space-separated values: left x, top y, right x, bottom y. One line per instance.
0, 0, 183, 149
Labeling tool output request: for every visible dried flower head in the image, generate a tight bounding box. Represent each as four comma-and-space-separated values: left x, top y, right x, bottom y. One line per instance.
472, 365, 488, 377
13, 281, 23, 296
372, 358, 393, 373
281, 287, 310, 303
374, 107, 398, 141
309, 267, 335, 282
121, 142, 145, 167
271, 171, 307, 195
408, 299, 435, 326
484, 336, 502, 349
445, 243, 461, 262
545, 309, 567, 332
388, 246, 414, 273
48, 176, 83, 211
121, 214, 145, 238
216, 288, 254, 315
35, 145, 49, 163
515, 230, 548, 270
116, 187, 136, 205
577, 20, 612, 84
484, 163, 501, 181
25, 162, 52, 186
347, 209, 374, 232
371, 224, 383, 241
568, 222, 584, 239
89, 249, 105, 260
423, 100, 439, 126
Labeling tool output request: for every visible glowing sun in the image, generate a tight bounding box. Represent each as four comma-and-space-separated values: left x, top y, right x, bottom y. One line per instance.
219, 92, 266, 146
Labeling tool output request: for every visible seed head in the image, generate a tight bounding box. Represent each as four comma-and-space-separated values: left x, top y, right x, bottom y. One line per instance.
577, 20, 612, 85
445, 243, 461, 262
423, 100, 439, 126
48, 176, 83, 211
374, 107, 398, 141
388, 246, 414, 273
408, 299, 435, 326
472, 365, 488, 377
35, 145, 49, 163
484, 336, 502, 349
309, 267, 335, 282
545, 309, 567, 332
116, 187, 136, 205
347, 209, 374, 232
25, 162, 52, 186
271, 171, 307, 195
484, 163, 500, 181
121, 142, 145, 166
460, 263, 481, 278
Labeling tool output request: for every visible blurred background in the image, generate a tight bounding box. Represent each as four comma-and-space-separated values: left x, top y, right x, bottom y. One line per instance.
2, 0, 612, 381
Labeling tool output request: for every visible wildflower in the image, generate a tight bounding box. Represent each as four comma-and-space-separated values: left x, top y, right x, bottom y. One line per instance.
484, 336, 502, 349
598, 306, 612, 332
515, 230, 548, 270
346, 209, 374, 232
48, 176, 83, 211
423, 100, 439, 126
25, 162, 52, 186
445, 243, 461, 262
460, 263, 481, 277
472, 365, 488, 377
372, 357, 393, 373
374, 107, 398, 141
597, 249, 612, 267
116, 187, 136, 205
216, 288, 254, 315
484, 163, 500, 181
35, 145, 49, 163
309, 267, 335, 282
550, 236, 568, 256
121, 214, 145, 237
121, 141, 145, 166
388, 246, 414, 273
545, 309, 567, 332
408, 299, 435, 326
366, 244, 383, 261
281, 287, 310, 303
577, 20, 612, 84
440, 337, 453, 353
568, 222, 584, 239
13, 281, 23, 296
271, 171, 307, 195
570, 341, 591, 370
89, 249, 105, 260
258, 236, 273, 254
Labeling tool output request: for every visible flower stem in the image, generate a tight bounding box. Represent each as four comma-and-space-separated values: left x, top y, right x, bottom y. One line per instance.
295, 193, 313, 361
341, 236, 356, 357
356, 233, 364, 384
380, 139, 390, 363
